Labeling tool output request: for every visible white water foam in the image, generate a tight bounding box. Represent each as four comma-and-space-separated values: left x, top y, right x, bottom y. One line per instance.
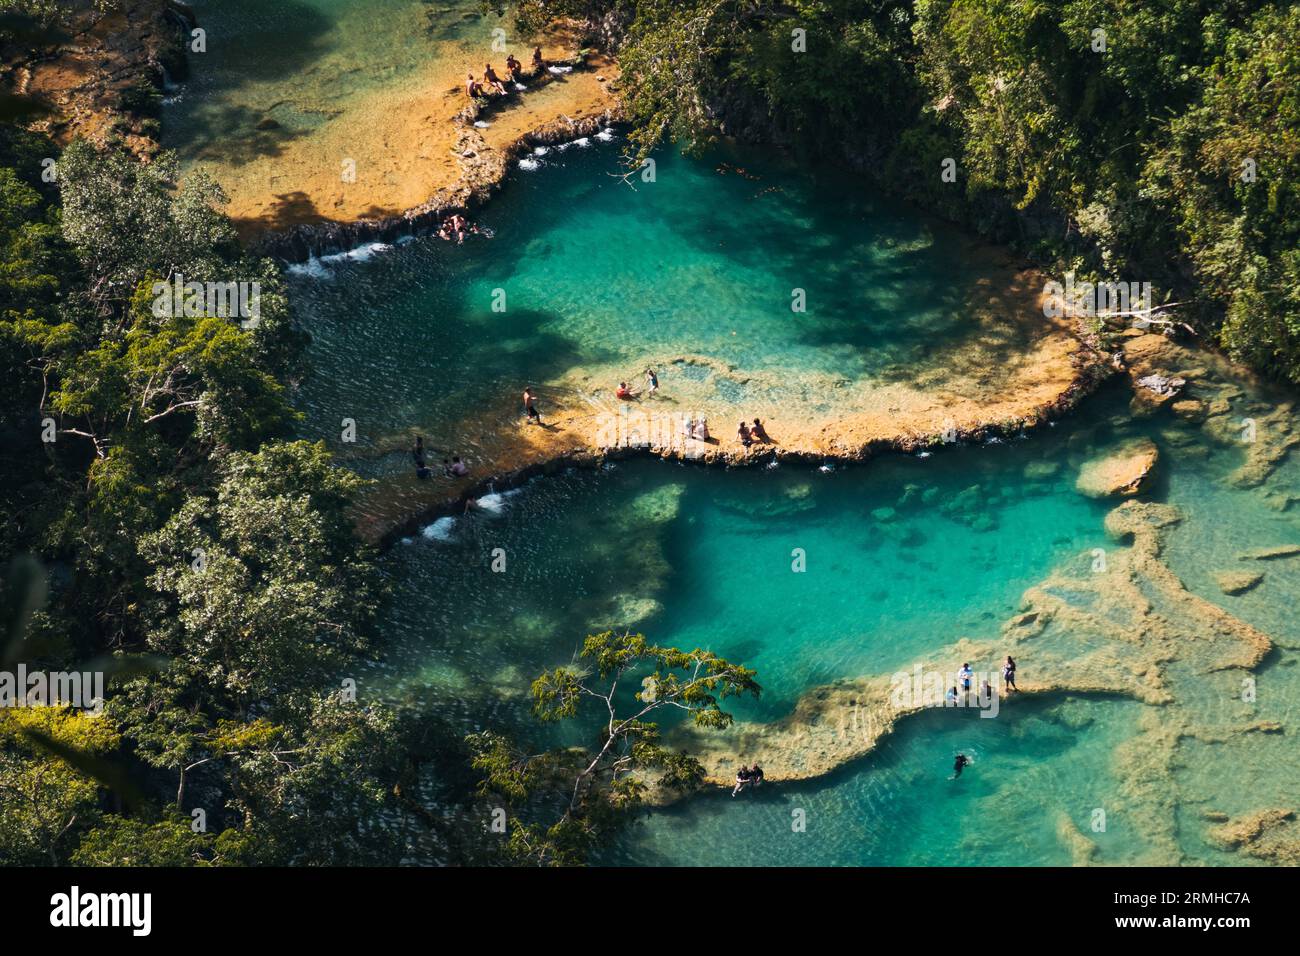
472, 488, 522, 515
286, 241, 394, 277
421, 516, 457, 541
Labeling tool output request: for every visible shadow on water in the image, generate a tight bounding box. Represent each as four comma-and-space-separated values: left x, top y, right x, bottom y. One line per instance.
181, 102, 318, 167
162, 0, 339, 156
181, 0, 336, 88
290, 243, 620, 450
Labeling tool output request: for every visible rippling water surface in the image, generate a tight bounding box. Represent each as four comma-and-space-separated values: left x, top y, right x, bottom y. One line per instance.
278, 135, 1300, 866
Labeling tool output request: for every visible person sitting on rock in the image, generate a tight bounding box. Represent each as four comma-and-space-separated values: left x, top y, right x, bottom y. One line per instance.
732, 765, 752, 797
506, 54, 523, 81
616, 381, 634, 400
532, 45, 544, 71
465, 73, 483, 98
484, 63, 507, 96
751, 417, 769, 442
693, 418, 710, 441
737, 420, 753, 449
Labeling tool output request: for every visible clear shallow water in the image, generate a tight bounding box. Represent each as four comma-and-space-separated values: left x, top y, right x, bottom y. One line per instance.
287, 140, 1042, 518
359, 381, 1300, 866
278, 135, 1300, 866
163, 0, 496, 223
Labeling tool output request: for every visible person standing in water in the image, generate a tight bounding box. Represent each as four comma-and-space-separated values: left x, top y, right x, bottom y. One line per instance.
522, 387, 541, 424
412, 436, 431, 479
645, 368, 659, 395
952, 753, 970, 779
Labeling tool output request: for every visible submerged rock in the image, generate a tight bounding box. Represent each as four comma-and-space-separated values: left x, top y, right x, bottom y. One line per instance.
589, 594, 663, 632
1056, 813, 1099, 866
1206, 809, 1299, 864
1170, 399, 1207, 423
1238, 544, 1300, 561
621, 483, 686, 527
1215, 570, 1263, 595
1075, 438, 1159, 497
1024, 460, 1062, 480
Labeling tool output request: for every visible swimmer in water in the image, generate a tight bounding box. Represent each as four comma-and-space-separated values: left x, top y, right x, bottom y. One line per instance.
952, 753, 970, 779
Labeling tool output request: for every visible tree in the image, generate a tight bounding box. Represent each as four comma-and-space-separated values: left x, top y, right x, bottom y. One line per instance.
70, 813, 217, 867
57, 142, 236, 310
0, 707, 121, 864
1142, 3, 1300, 379
138, 440, 379, 714
469, 631, 759, 865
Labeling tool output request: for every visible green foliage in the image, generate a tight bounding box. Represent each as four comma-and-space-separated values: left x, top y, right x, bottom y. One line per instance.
471, 631, 759, 865
58, 142, 237, 305
138, 440, 377, 712
71, 813, 217, 867
0, 129, 401, 866
0, 707, 121, 864
515, 0, 1300, 383
1142, 3, 1300, 378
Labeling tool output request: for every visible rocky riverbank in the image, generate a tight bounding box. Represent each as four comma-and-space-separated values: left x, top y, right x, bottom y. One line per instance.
0, 0, 190, 158
347, 268, 1116, 547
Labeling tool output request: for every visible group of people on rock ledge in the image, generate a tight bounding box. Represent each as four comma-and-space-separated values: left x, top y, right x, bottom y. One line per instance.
609, 369, 775, 451
466, 47, 544, 99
